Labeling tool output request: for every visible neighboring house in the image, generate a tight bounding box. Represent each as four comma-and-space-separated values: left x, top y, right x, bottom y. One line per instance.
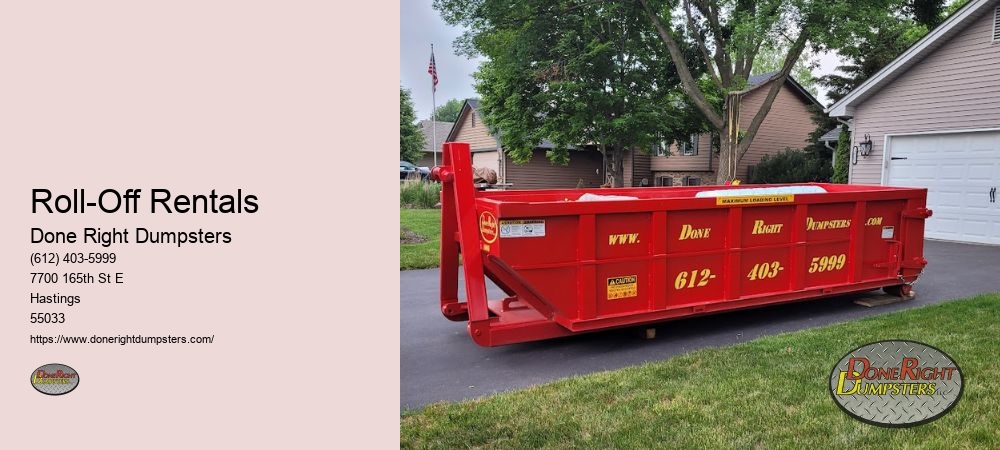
826, 0, 1000, 245
444, 99, 605, 189
623, 72, 822, 187
415, 119, 454, 168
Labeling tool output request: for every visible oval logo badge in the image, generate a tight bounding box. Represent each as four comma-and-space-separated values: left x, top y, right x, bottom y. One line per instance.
479, 211, 498, 244
31, 363, 80, 395
829, 340, 962, 427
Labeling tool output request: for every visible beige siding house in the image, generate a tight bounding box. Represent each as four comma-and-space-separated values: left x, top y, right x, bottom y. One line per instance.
444, 99, 604, 189
625, 72, 821, 187
827, 0, 1000, 245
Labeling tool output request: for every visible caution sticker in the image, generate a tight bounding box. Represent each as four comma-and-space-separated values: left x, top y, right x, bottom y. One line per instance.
499, 219, 546, 238
716, 194, 795, 206
881, 226, 895, 239
607, 275, 638, 300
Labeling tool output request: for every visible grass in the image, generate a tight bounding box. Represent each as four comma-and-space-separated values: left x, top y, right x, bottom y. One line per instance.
400, 208, 441, 270
400, 180, 442, 209
400, 293, 1000, 449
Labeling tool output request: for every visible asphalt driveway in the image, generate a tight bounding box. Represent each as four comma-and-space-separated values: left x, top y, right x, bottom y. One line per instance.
400, 240, 999, 410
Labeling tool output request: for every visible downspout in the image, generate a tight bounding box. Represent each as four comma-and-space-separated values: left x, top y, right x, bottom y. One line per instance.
497, 129, 504, 183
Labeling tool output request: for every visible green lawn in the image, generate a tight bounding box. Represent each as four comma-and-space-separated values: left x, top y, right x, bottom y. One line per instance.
400, 208, 441, 270
401, 293, 1000, 449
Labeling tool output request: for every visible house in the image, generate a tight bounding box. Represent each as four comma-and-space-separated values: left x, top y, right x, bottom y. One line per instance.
415, 119, 454, 169
826, 0, 1000, 245
444, 99, 605, 189
623, 72, 823, 187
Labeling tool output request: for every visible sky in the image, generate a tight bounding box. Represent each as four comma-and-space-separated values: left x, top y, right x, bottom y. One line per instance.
400, 0, 844, 122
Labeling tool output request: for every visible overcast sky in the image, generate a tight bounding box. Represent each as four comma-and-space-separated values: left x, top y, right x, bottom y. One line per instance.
400, 0, 843, 122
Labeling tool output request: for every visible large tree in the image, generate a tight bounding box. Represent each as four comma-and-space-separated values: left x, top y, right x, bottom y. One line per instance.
435, 0, 709, 186
432, 99, 464, 123
819, 0, 947, 103
638, 0, 895, 183
400, 87, 425, 163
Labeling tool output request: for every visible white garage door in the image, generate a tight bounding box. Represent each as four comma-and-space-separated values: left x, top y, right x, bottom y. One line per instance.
886, 131, 1000, 245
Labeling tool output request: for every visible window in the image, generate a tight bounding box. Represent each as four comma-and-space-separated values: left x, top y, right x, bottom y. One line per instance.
683, 176, 701, 186
679, 134, 699, 156
658, 176, 673, 187
652, 138, 668, 156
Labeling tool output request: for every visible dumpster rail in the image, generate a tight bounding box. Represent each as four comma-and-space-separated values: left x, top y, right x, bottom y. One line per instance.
432, 142, 931, 347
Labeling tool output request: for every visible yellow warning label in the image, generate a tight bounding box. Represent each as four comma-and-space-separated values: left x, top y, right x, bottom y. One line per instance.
607, 275, 638, 300
716, 194, 795, 206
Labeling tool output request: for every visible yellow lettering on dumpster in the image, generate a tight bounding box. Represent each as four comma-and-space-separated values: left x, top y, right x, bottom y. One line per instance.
715, 194, 794, 206
678, 224, 711, 240
607, 275, 638, 300
806, 217, 851, 231
608, 233, 640, 245
751, 220, 784, 235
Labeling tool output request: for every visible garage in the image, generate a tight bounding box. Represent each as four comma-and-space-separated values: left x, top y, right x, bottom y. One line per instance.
886, 131, 1000, 245
824, 0, 1000, 246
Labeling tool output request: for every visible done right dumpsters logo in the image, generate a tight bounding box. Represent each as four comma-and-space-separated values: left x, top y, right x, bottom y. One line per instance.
31, 363, 80, 395
829, 340, 962, 427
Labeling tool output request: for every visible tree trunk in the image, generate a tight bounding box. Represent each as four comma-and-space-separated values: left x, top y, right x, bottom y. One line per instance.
608, 145, 626, 187
716, 130, 735, 184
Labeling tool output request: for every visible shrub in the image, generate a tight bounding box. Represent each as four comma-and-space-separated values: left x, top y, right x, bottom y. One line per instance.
832, 125, 850, 183
400, 181, 442, 208
749, 148, 831, 184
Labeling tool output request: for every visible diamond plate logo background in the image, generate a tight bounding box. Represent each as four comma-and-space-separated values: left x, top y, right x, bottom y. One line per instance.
31, 363, 80, 395
829, 340, 962, 427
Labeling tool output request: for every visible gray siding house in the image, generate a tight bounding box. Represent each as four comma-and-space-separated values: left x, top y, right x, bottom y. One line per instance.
827, 0, 1000, 245
415, 119, 454, 169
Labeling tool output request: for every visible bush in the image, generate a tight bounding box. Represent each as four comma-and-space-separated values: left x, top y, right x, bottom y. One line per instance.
749, 148, 832, 184
832, 125, 850, 183
400, 181, 442, 208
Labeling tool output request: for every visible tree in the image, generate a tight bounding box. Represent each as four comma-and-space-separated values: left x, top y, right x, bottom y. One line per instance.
400, 87, 425, 163
751, 44, 819, 97
819, 0, 947, 103
432, 99, 463, 123
832, 125, 850, 183
638, 0, 894, 183
435, 0, 709, 186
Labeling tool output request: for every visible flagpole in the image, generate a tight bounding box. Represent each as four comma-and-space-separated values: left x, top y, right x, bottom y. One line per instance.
431, 44, 438, 167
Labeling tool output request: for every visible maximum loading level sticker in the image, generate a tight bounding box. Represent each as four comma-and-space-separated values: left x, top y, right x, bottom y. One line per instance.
499, 219, 546, 238
716, 194, 795, 206
607, 275, 638, 300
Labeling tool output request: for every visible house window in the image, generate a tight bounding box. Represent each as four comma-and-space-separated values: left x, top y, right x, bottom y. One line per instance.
652, 137, 668, 156
994, 7, 1000, 42
679, 134, 699, 156
683, 176, 701, 186
658, 176, 673, 187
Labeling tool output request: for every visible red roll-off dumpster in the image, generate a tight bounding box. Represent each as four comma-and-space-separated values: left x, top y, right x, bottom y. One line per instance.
432, 142, 932, 347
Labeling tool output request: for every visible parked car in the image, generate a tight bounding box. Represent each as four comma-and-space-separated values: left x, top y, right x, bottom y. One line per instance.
400, 161, 430, 181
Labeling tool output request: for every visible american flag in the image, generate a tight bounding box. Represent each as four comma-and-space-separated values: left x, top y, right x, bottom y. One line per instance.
428, 49, 438, 92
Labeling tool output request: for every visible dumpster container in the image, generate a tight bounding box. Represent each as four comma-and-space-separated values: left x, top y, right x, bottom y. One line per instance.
431, 142, 932, 347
